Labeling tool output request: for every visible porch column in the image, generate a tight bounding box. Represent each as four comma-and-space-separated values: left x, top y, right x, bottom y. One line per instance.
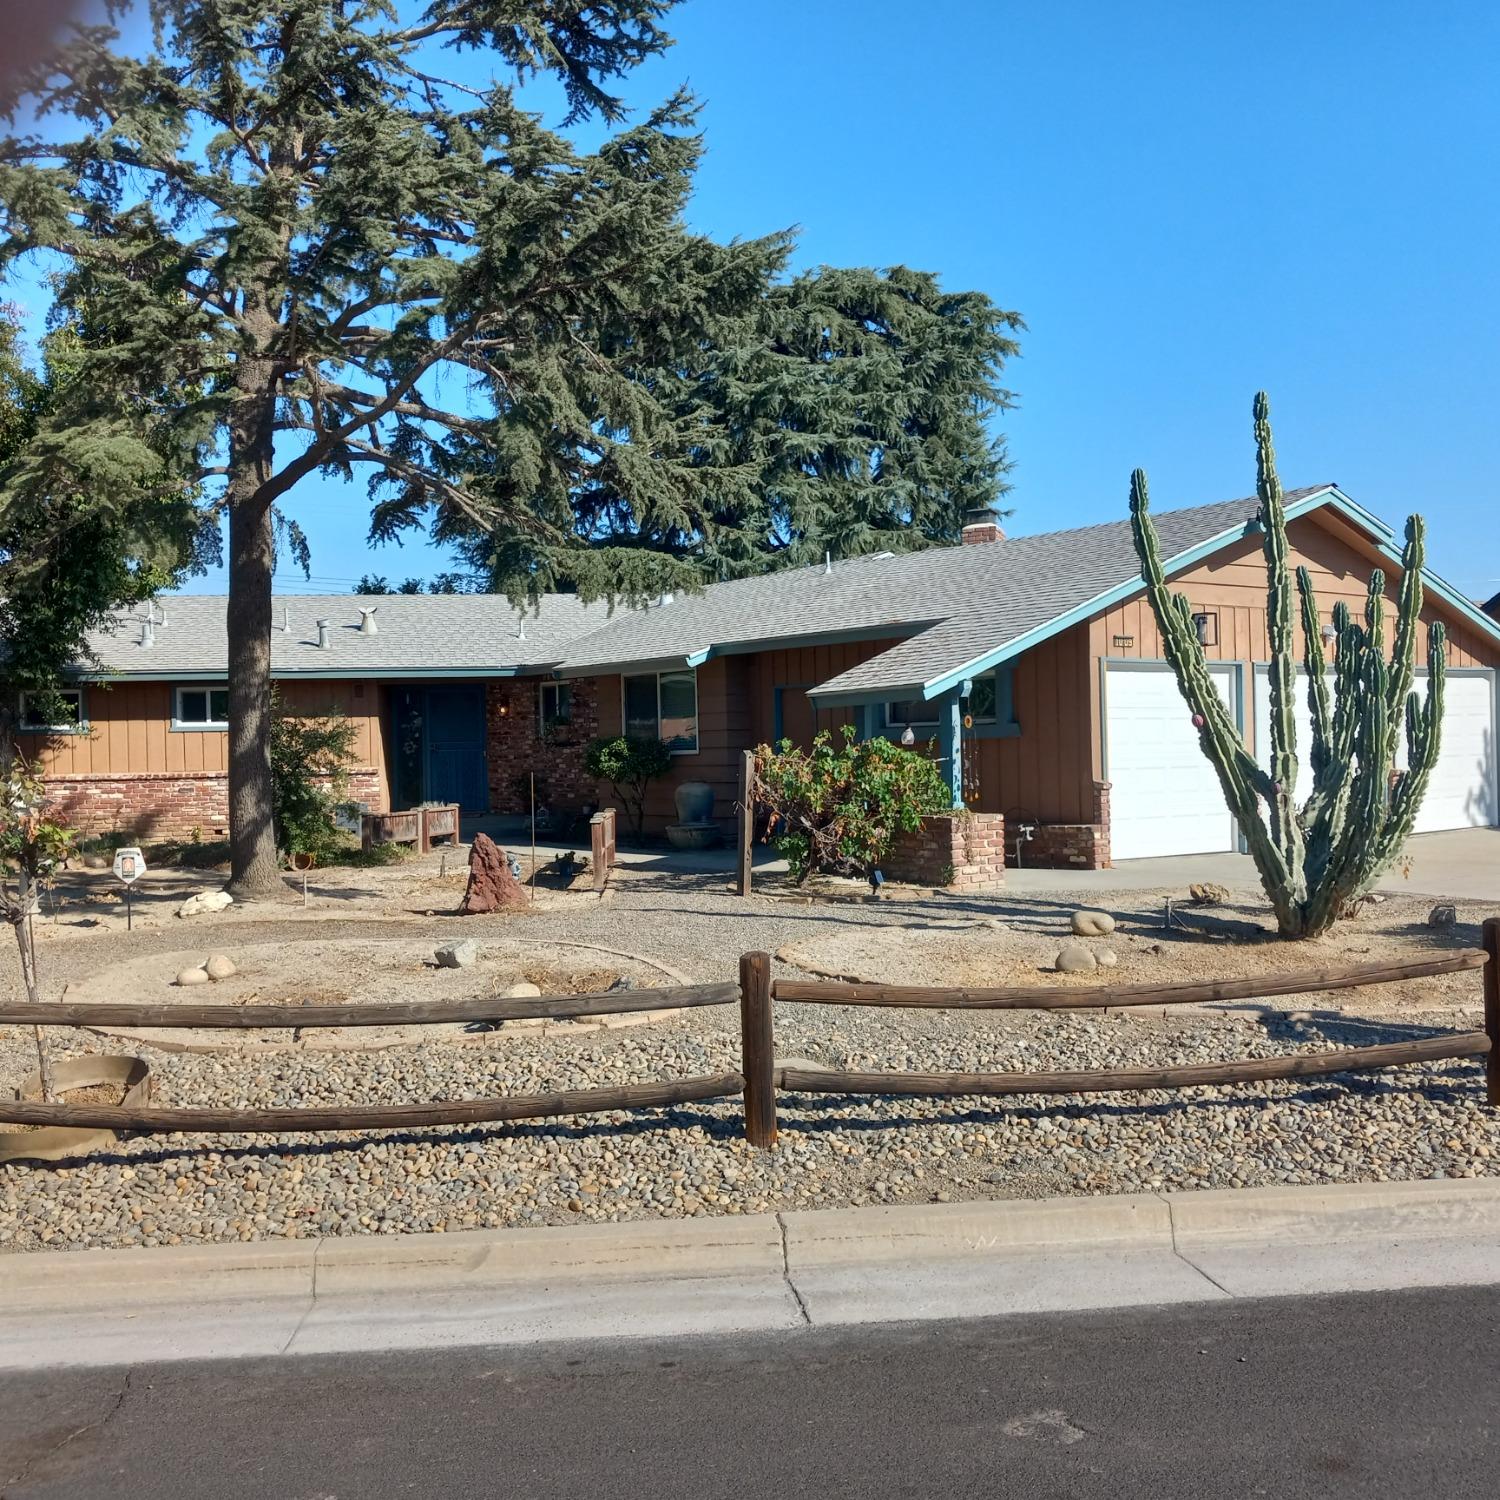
935, 686, 965, 809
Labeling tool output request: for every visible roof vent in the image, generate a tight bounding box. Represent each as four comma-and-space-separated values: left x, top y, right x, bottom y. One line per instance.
139, 614, 155, 648
358, 606, 379, 636
316, 618, 331, 649
961, 506, 1004, 546
657, 591, 675, 608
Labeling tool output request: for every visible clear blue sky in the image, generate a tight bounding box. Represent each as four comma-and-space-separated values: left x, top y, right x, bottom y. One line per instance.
36, 1, 1500, 598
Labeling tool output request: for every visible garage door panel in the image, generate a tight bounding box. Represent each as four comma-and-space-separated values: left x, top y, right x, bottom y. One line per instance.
1254, 667, 1496, 832
1106, 665, 1238, 861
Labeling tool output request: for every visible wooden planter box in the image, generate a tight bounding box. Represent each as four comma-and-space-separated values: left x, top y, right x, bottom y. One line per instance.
421, 803, 461, 851
362, 808, 423, 853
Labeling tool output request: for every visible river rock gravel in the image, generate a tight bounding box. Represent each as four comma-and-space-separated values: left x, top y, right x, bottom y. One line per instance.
2, 869, 1497, 1253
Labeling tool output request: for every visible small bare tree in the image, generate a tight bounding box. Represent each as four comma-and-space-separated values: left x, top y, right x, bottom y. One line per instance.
1, 758, 75, 1100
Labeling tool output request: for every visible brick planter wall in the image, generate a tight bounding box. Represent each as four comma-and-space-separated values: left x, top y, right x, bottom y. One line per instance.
1017, 780, 1112, 870
885, 810, 1005, 891
46, 767, 383, 842
485, 678, 600, 817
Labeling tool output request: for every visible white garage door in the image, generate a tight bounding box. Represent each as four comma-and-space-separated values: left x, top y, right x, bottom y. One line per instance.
1105, 663, 1239, 860
1254, 667, 1497, 832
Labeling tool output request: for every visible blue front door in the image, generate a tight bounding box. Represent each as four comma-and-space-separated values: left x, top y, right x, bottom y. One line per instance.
423, 687, 488, 811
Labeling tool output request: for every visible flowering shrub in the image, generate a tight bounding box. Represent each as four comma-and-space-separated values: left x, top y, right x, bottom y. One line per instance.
752, 726, 951, 885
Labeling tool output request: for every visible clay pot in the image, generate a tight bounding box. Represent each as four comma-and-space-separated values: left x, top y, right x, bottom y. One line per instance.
0, 1054, 152, 1166
673, 781, 714, 825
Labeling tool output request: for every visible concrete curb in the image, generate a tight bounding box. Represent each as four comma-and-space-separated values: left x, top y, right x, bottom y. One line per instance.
3, 1178, 1498, 1368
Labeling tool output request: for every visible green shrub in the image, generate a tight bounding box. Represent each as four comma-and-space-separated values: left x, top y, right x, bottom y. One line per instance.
269, 691, 360, 864
583, 734, 671, 836
753, 726, 951, 885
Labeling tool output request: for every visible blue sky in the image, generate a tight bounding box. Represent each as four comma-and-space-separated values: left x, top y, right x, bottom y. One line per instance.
27, 1, 1500, 598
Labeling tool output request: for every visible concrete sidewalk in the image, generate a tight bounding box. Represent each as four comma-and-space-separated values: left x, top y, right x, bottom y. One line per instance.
3, 1178, 1498, 1370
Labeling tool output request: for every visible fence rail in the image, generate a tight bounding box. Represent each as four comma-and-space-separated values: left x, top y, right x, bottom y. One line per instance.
0, 979, 740, 1032
2, 921, 1497, 1157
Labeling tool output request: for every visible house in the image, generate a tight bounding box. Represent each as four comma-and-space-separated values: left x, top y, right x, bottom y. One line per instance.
10, 484, 1500, 875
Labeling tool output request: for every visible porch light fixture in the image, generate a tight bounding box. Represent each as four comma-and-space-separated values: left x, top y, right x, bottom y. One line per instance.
900, 725, 916, 747
1192, 611, 1219, 647
1321, 621, 1338, 645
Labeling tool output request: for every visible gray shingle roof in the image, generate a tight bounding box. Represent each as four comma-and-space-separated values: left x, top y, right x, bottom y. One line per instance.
562, 487, 1331, 695
65, 486, 1333, 689
78, 592, 611, 677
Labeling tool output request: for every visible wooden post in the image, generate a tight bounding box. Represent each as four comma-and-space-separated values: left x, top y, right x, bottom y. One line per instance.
1483, 917, 1500, 1106
591, 812, 607, 894
736, 749, 755, 897
739, 950, 777, 1148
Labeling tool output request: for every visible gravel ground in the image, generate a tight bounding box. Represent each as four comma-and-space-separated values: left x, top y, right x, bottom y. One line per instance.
2, 868, 1497, 1253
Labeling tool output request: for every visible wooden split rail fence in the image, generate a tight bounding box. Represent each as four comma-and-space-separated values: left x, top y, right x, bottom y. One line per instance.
1, 921, 1497, 1153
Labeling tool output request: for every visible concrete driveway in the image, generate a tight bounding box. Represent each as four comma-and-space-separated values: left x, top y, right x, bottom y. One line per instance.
1006, 826, 1500, 903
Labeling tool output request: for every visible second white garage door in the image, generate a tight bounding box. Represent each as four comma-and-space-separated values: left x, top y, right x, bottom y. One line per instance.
1105, 663, 1240, 860
1253, 667, 1497, 832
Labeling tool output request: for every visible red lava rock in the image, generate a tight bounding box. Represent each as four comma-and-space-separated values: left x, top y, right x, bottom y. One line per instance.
459, 832, 529, 914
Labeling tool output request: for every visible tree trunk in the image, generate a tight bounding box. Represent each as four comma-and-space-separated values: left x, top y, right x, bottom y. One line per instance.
225, 360, 289, 900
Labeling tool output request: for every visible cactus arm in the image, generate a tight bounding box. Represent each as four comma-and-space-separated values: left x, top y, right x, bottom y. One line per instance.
1371, 622, 1446, 875
1384, 517, 1425, 761
1252, 392, 1306, 894
1297, 565, 1332, 783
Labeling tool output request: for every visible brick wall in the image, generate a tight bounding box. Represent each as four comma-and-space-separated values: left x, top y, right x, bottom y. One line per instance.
485, 677, 601, 816
1018, 780, 1112, 870
885, 810, 1005, 891
46, 767, 383, 842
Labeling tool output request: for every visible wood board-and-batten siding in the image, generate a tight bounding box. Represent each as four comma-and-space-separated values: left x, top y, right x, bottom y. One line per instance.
16, 679, 389, 785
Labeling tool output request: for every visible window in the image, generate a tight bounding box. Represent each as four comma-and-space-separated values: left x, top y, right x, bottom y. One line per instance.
174, 685, 230, 728
882, 670, 1017, 737
539, 682, 573, 734
19, 688, 86, 732
965, 675, 998, 724
621, 669, 698, 753
885, 697, 938, 729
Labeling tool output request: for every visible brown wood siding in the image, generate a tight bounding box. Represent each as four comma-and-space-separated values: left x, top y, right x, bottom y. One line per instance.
747, 638, 908, 747
16, 677, 388, 797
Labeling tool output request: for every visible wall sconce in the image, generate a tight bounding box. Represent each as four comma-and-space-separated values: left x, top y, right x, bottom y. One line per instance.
1192, 611, 1219, 647
900, 725, 916, 747
1321, 622, 1338, 646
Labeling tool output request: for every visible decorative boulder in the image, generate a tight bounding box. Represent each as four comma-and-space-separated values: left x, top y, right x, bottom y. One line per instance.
435, 939, 479, 969
1188, 882, 1231, 906
499, 980, 542, 999
175, 967, 210, 987
458, 833, 529, 915
204, 954, 237, 981
1070, 909, 1116, 937
177, 890, 234, 919
1427, 903, 1458, 930
1096, 948, 1119, 968
1055, 944, 1098, 974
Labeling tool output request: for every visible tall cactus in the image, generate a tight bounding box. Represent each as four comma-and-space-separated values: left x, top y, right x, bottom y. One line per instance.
1128, 393, 1446, 938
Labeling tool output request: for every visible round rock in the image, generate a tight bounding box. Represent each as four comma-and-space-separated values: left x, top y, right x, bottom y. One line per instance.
204, 954, 237, 981
175, 967, 211, 987
499, 981, 542, 999
1055, 944, 1098, 974
1096, 948, 1119, 968
1071, 909, 1116, 937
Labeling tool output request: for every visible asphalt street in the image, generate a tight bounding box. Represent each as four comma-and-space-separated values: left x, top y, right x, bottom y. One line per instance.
3, 1283, 1497, 1499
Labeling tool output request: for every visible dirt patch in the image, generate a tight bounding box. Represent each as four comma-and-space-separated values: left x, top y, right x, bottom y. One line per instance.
61, 936, 689, 1053
777, 890, 1491, 1015
0, 1078, 127, 1138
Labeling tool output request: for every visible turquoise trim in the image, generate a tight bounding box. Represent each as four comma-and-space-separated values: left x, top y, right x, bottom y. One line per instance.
921, 484, 1500, 700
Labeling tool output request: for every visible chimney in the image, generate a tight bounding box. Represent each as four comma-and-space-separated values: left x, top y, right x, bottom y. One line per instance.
358, 606, 379, 635
961, 506, 1005, 546
316, 618, 331, 649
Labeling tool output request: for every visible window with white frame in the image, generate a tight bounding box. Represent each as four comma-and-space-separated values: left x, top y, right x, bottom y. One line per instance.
622, 669, 698, 752
539, 681, 573, 734
18, 688, 86, 732
174, 685, 230, 728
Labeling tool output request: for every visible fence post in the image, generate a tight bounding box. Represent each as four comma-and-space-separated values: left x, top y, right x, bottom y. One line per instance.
1484, 917, 1499, 1107
739, 950, 777, 1148
736, 750, 755, 897
591, 812, 607, 894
